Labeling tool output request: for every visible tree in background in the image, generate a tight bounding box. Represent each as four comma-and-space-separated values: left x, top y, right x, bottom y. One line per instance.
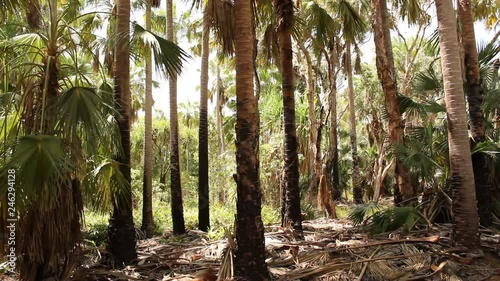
370, 0, 415, 204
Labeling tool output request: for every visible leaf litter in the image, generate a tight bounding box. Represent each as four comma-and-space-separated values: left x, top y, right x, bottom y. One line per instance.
28, 218, 500, 281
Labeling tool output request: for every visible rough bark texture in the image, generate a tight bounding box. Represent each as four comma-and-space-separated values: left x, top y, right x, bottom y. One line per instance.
371, 0, 415, 205
167, 0, 186, 235
198, 10, 210, 232
141, 0, 154, 238
458, 0, 492, 227
108, 0, 137, 265
346, 42, 362, 204
233, 0, 270, 279
435, 0, 480, 250
275, 0, 303, 235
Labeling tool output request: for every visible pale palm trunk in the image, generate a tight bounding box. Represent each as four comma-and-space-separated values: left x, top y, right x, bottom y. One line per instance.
371, 0, 415, 204
458, 0, 491, 227
346, 41, 362, 204
435, 0, 480, 250
198, 9, 210, 231
233, 0, 270, 278
167, 0, 186, 235
108, 0, 137, 264
141, 0, 154, 238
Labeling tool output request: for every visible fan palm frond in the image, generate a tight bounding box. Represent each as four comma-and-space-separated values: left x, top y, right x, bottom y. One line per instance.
132, 22, 190, 78
349, 202, 381, 226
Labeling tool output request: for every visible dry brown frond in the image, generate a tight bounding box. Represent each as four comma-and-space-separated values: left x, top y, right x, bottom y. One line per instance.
206, 0, 234, 56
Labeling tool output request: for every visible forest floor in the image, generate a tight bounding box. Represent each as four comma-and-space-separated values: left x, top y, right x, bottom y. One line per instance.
2, 217, 500, 280
66, 217, 500, 281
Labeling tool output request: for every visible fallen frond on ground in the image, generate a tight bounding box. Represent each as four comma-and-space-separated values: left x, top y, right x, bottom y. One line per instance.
22, 219, 498, 281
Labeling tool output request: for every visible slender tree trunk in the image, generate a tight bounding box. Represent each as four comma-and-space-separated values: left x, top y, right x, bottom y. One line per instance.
346, 41, 362, 204
216, 67, 225, 154
326, 47, 341, 201
141, 0, 154, 238
435, 0, 480, 251
371, 0, 414, 205
233, 0, 270, 278
108, 0, 137, 264
297, 42, 319, 203
167, 0, 185, 235
276, 0, 303, 236
198, 9, 210, 232
458, 0, 491, 227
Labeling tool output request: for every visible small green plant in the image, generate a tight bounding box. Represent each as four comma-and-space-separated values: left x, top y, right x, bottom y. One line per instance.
349, 202, 420, 235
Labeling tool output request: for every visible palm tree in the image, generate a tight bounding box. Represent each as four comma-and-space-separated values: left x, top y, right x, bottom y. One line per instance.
458, 0, 491, 227
167, 0, 186, 235
108, 0, 137, 264
370, 0, 415, 204
274, 0, 303, 235
435, 0, 480, 250
198, 6, 210, 232
345, 40, 362, 204
233, 0, 270, 278
141, 0, 156, 239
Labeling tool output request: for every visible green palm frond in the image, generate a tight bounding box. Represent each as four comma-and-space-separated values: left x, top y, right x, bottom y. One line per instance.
471, 140, 500, 158
369, 207, 420, 235
392, 0, 423, 25
0, 135, 71, 209
413, 67, 442, 93
132, 22, 190, 78
349, 202, 381, 226
301, 1, 338, 44
52, 86, 116, 153
82, 158, 129, 213
332, 0, 367, 42
478, 41, 500, 65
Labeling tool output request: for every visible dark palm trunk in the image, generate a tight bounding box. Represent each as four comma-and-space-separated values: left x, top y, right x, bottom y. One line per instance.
233, 0, 270, 278
198, 11, 210, 232
108, 0, 137, 263
326, 47, 341, 201
458, 0, 491, 227
167, 0, 186, 235
275, 0, 303, 235
371, 0, 415, 205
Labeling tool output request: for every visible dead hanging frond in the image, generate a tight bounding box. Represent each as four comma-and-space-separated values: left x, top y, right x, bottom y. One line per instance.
273, 0, 294, 31
207, 0, 234, 56
317, 175, 336, 219
354, 43, 361, 74
26, 0, 42, 29
262, 22, 280, 64
152, 0, 161, 8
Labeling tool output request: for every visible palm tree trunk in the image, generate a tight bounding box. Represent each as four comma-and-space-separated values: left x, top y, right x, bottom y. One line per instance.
346, 41, 362, 204
435, 0, 480, 250
108, 0, 137, 264
198, 9, 210, 232
141, 0, 154, 238
167, 0, 186, 235
233, 0, 270, 278
371, 0, 414, 205
458, 0, 491, 227
276, 0, 303, 236
326, 47, 341, 201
